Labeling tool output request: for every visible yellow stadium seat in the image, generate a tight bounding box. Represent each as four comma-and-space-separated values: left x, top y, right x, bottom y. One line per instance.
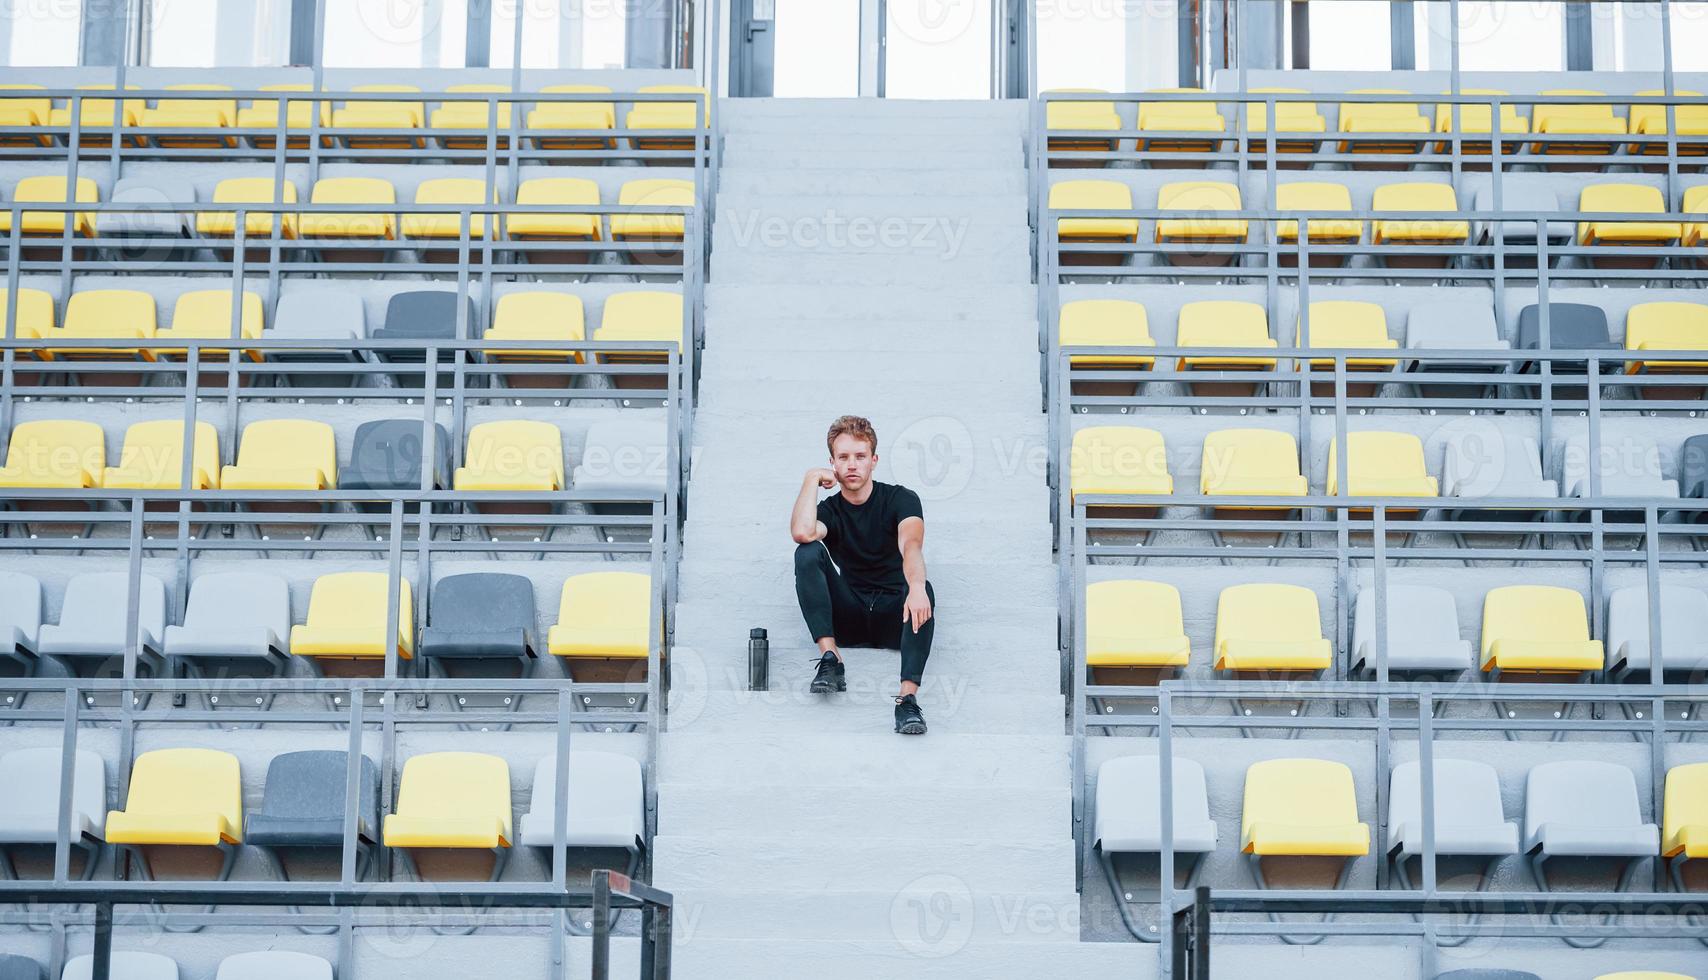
220, 419, 337, 491
1532, 89, 1624, 156
1045, 89, 1122, 157
333, 84, 425, 148
289, 571, 413, 661
1058, 299, 1154, 368
1433, 89, 1529, 154
1050, 179, 1136, 266
453, 420, 564, 492
1370, 182, 1469, 246
47, 85, 143, 146
1337, 90, 1429, 156
1136, 88, 1225, 154
0, 175, 98, 237
235, 84, 332, 147
1684, 184, 1708, 247
507, 177, 602, 241
627, 85, 709, 151
1241, 759, 1370, 858
610, 178, 692, 241
102, 420, 219, 490
485, 291, 586, 363
299, 176, 397, 241
1274, 182, 1361, 246
1214, 583, 1332, 672
1629, 90, 1708, 156
106, 748, 242, 849
1175, 301, 1278, 391
593, 291, 685, 377
40, 289, 156, 361
430, 83, 513, 149
1624, 301, 1708, 376
1325, 432, 1439, 500
1577, 183, 1681, 247
547, 571, 655, 660
137, 84, 237, 148
527, 84, 616, 150
155, 289, 265, 362
1084, 579, 1190, 669
1243, 88, 1327, 155
1155, 181, 1247, 246
0, 286, 57, 340
1479, 585, 1604, 675
1200, 429, 1307, 500
1070, 426, 1173, 502
0, 84, 52, 147
383, 752, 513, 861
1663, 761, 1708, 868
0, 420, 104, 489
1297, 300, 1399, 376
195, 178, 298, 239
401, 177, 496, 240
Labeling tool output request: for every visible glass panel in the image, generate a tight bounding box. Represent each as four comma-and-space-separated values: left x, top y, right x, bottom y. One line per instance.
5, 0, 82, 66
775, 0, 860, 96
582, 0, 629, 69
492, 0, 566, 68
1670, 3, 1708, 70
1416, 1, 1563, 71
1036, 0, 1127, 91
1305, 0, 1392, 70
322, 0, 460, 68
885, 0, 993, 99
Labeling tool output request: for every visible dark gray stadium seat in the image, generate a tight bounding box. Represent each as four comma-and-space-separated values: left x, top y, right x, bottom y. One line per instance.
339, 419, 452, 494
1682, 434, 1708, 503
372, 291, 475, 390
246, 750, 378, 877
420, 574, 538, 707
1514, 302, 1618, 399
0, 953, 43, 980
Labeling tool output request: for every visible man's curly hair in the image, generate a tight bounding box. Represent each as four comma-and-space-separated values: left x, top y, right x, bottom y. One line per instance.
826, 415, 878, 456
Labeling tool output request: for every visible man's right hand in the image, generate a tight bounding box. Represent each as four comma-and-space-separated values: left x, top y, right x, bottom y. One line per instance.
806, 467, 837, 490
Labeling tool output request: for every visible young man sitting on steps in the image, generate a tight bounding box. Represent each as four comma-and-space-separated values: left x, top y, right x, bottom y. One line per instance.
789, 415, 935, 735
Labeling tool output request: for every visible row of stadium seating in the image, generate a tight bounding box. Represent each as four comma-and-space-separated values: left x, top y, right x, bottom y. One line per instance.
0, 82, 710, 151
1045, 86, 1708, 159
1094, 754, 1704, 898
1070, 425, 1694, 505
0, 568, 653, 679
0, 745, 643, 880
1084, 579, 1705, 676
0, 174, 693, 249
1050, 179, 1708, 256
3, 950, 332, 980
0, 287, 683, 380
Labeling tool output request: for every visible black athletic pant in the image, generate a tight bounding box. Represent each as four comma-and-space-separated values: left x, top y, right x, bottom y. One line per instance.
794, 541, 935, 685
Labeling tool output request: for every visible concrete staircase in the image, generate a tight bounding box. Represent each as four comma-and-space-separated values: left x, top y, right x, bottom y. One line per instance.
653, 99, 1142, 977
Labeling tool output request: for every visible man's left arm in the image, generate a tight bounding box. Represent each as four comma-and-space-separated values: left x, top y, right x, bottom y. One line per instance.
898, 515, 930, 633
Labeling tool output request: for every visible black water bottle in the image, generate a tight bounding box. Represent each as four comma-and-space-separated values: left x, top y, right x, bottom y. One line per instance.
748, 627, 769, 692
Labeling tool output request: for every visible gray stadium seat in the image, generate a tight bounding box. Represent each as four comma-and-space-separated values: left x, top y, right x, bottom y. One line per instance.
268, 291, 367, 389
1434, 971, 1543, 980
1404, 302, 1511, 399
1439, 423, 1558, 547
372, 290, 474, 389
419, 573, 538, 701
35, 572, 167, 684
572, 418, 671, 542
164, 572, 291, 706
339, 419, 452, 494
214, 952, 333, 980
1350, 583, 1472, 675
1605, 585, 1708, 678
0, 571, 42, 706
0, 745, 105, 878
0, 955, 42, 980
61, 952, 178, 980
245, 750, 378, 878
1387, 759, 1519, 888
1524, 760, 1658, 890
94, 176, 194, 242
1093, 755, 1218, 941
517, 752, 646, 861
1561, 434, 1678, 501
1472, 183, 1572, 247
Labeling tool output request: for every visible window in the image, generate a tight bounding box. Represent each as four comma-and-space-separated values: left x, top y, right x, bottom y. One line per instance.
322, 0, 466, 68
1301, 0, 1392, 70
4, 0, 82, 66
1416, 1, 1563, 71
885, 0, 994, 98
775, 0, 861, 97
1036, 0, 1128, 92
1670, 2, 1708, 70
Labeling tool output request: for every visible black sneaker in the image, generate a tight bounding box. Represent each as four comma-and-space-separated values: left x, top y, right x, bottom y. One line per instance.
894, 694, 927, 735
809, 652, 846, 693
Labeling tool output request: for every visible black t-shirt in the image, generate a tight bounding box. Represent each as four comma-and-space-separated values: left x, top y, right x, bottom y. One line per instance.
816, 481, 923, 594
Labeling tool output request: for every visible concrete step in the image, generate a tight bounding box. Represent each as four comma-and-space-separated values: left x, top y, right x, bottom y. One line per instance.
711, 249, 1033, 285
665, 634, 1061, 699
719, 147, 1026, 170
683, 515, 1052, 563
704, 317, 1043, 352
714, 191, 1027, 219
706, 283, 1036, 321
727, 132, 1021, 155
668, 886, 1083, 944
677, 558, 1055, 606
659, 733, 1070, 789
688, 406, 1047, 442
657, 781, 1070, 840
720, 98, 1027, 128
670, 599, 1059, 643
695, 379, 1036, 415
653, 835, 1075, 893
683, 458, 1052, 520
715, 169, 1028, 197
710, 219, 1029, 260
666, 938, 1145, 980
665, 687, 1065, 734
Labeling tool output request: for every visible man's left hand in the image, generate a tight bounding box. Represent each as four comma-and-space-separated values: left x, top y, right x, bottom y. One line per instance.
902, 588, 932, 633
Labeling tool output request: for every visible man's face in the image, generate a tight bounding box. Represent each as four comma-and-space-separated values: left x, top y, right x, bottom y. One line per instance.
829, 433, 878, 491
